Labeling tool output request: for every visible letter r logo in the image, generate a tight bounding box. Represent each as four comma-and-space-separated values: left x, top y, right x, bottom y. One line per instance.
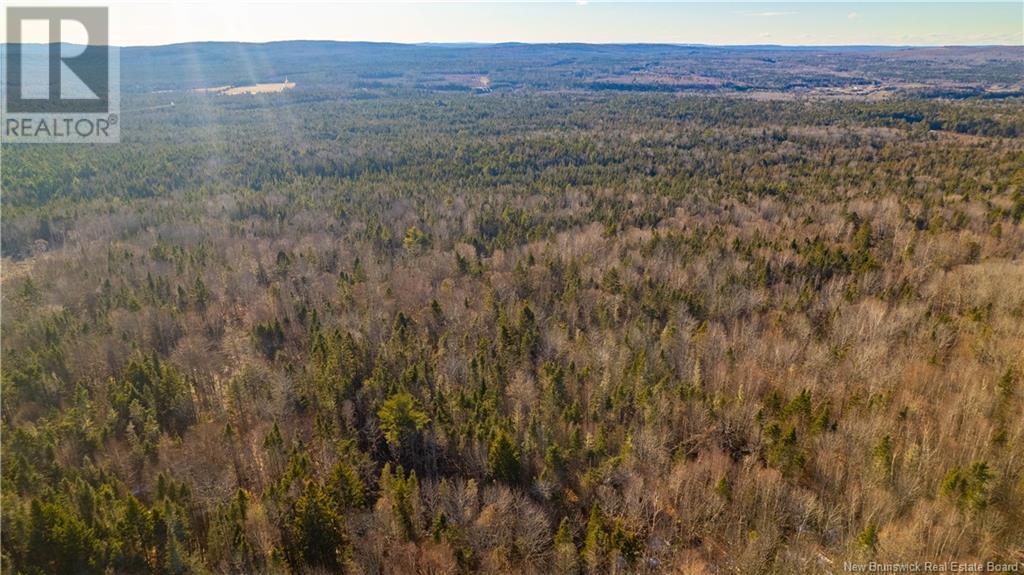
5, 7, 109, 113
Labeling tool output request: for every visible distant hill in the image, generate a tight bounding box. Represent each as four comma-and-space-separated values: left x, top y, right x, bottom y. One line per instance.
4, 42, 1023, 98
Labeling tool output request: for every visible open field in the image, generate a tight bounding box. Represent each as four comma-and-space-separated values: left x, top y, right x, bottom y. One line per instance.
191, 81, 297, 95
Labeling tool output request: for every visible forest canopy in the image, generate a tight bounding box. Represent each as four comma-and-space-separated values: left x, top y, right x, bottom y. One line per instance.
2, 43, 1023, 574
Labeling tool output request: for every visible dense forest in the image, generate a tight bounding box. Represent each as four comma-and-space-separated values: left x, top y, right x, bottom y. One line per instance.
2, 44, 1024, 574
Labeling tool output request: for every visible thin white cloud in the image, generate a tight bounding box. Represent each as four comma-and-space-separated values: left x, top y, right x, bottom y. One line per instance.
847, 12, 859, 20
736, 11, 798, 18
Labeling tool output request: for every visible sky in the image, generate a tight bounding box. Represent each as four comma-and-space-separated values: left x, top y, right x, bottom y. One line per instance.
2, 1, 1022, 47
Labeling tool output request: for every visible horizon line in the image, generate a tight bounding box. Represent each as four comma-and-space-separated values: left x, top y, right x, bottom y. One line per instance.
3, 39, 1022, 49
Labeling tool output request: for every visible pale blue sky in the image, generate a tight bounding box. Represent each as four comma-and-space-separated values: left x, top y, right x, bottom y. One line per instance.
3, 1, 1022, 46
